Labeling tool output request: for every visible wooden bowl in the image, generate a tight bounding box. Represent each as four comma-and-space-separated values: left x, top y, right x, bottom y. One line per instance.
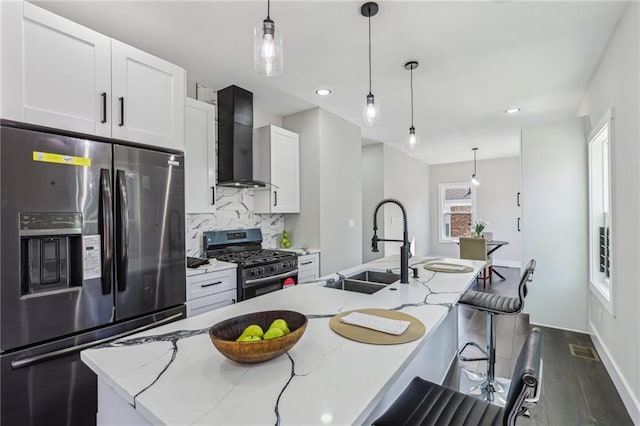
209, 310, 308, 364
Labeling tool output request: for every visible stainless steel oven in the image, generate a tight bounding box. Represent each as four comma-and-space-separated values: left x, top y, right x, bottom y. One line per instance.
203, 228, 298, 301
241, 265, 298, 300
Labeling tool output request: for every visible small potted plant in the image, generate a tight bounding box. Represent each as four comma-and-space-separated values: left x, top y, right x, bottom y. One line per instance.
473, 219, 488, 238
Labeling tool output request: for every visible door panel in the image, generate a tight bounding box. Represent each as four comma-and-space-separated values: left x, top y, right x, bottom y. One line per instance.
113, 145, 185, 320
111, 39, 185, 151
0, 125, 114, 352
21, 2, 111, 136
271, 127, 300, 213
0, 305, 185, 426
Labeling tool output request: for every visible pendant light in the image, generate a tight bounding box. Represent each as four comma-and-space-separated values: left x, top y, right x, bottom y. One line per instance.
471, 147, 480, 186
361, 2, 380, 127
405, 61, 419, 150
254, 0, 283, 77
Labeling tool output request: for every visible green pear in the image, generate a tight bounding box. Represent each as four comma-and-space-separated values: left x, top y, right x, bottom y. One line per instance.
269, 319, 290, 335
237, 335, 262, 342
236, 324, 264, 341
263, 327, 285, 340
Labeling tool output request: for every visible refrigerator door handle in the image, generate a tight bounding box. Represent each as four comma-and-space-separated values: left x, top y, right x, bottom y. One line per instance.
99, 169, 113, 295
10, 312, 183, 370
116, 170, 129, 292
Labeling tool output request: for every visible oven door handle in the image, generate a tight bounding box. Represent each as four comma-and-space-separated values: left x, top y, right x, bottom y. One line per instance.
244, 269, 298, 286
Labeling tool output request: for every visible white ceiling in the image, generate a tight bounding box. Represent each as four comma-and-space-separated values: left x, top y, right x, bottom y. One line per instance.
34, 1, 628, 165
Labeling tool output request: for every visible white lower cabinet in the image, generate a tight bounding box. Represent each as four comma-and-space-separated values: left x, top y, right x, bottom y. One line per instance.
186, 267, 237, 317
297, 253, 320, 283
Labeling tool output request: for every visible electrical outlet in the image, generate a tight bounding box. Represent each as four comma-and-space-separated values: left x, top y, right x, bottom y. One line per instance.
347, 219, 355, 229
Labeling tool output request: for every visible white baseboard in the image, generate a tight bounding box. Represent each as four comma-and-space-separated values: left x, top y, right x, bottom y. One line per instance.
589, 321, 640, 424
529, 320, 589, 335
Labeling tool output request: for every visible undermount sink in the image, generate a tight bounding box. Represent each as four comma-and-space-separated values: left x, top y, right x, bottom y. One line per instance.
347, 270, 400, 284
324, 279, 388, 295
324, 271, 400, 294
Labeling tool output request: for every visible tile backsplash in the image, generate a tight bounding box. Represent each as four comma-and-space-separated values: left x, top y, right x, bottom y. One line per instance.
186, 188, 284, 256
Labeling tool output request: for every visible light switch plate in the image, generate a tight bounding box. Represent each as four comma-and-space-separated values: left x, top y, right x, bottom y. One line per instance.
347, 219, 355, 229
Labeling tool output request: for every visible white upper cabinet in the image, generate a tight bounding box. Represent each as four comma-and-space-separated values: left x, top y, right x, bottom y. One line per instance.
1, 2, 185, 151
253, 125, 300, 214
184, 98, 216, 213
1, 2, 111, 136
111, 40, 185, 151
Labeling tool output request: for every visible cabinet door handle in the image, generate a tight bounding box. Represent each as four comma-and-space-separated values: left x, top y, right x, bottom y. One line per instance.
517, 217, 521, 232
211, 187, 215, 205
300, 261, 313, 266
201, 281, 223, 288
101, 92, 107, 123
517, 192, 521, 207
274, 190, 278, 207
118, 97, 125, 127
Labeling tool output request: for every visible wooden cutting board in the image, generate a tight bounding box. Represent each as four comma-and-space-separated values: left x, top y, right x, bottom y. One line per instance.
329, 308, 425, 345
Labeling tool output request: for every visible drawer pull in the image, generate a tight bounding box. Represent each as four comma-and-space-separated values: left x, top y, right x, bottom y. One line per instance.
201, 280, 223, 288
300, 261, 313, 266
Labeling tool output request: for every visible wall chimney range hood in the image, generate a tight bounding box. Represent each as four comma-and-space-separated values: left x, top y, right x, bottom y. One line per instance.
217, 85, 267, 188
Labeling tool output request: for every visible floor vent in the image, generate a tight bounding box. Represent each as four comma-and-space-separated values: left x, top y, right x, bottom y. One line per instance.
569, 344, 600, 361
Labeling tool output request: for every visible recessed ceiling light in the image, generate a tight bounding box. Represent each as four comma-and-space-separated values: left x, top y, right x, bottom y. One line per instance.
315, 88, 331, 96
505, 107, 521, 114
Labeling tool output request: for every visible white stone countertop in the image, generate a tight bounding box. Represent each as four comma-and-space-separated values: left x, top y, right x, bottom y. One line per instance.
185, 259, 237, 277
280, 247, 321, 256
82, 255, 482, 425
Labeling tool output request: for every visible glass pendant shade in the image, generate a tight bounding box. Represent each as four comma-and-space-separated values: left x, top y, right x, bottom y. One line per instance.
471, 175, 480, 186
407, 126, 419, 150
254, 18, 283, 76
362, 93, 380, 127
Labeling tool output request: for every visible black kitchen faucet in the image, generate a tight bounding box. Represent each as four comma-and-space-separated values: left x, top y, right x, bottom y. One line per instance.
371, 198, 411, 284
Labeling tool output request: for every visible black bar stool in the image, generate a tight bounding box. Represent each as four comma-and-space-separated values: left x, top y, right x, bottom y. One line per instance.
456, 259, 536, 406
373, 327, 543, 426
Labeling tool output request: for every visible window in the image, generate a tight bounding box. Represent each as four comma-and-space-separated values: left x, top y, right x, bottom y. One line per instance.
588, 109, 614, 314
438, 182, 476, 243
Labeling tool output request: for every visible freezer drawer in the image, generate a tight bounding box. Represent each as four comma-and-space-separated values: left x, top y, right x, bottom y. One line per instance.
1, 305, 185, 426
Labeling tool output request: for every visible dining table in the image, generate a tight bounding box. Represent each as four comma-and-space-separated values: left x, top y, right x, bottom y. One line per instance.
485, 240, 509, 280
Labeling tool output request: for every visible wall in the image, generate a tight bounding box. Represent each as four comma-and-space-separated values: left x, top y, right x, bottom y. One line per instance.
280, 108, 321, 251
283, 107, 363, 275
429, 157, 522, 266
186, 189, 284, 256
318, 109, 363, 274
576, 3, 640, 421
521, 117, 588, 333
362, 144, 385, 263
381, 144, 430, 258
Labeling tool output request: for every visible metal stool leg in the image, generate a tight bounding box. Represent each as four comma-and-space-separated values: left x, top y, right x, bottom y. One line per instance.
459, 312, 512, 406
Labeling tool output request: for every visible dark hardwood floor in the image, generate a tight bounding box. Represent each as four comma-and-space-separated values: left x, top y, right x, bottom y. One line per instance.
443, 266, 633, 426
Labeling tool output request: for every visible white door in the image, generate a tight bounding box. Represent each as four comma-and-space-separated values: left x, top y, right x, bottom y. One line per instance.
1, 2, 111, 136
271, 127, 300, 213
111, 40, 185, 151
184, 98, 216, 213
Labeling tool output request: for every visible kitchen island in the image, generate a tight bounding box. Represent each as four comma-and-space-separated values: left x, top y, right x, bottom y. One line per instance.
81, 256, 482, 425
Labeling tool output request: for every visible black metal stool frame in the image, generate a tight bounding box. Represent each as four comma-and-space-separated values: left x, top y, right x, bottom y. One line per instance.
457, 259, 536, 405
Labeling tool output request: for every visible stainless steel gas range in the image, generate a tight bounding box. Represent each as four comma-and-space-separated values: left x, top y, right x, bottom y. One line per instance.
203, 229, 297, 301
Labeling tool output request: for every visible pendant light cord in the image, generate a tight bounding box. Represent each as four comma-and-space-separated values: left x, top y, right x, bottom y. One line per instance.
368, 11, 372, 95
473, 149, 477, 174
267, 0, 270, 19
410, 67, 414, 127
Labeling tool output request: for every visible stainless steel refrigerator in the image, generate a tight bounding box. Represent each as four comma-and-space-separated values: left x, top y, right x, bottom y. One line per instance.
0, 121, 186, 425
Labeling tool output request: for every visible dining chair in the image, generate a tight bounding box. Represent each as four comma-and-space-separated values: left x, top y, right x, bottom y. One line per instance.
459, 236, 492, 287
